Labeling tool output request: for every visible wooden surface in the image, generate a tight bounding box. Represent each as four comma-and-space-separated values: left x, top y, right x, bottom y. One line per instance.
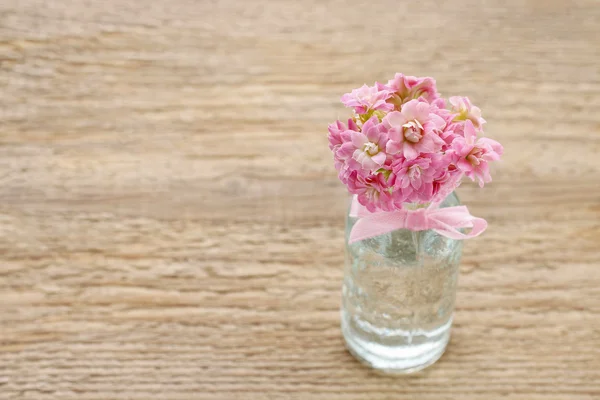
1, 0, 600, 399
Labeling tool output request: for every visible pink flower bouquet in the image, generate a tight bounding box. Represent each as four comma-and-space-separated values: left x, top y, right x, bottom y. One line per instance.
328, 73, 503, 243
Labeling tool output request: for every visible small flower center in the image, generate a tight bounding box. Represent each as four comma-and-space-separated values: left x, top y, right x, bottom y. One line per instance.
408, 165, 422, 180
402, 120, 424, 143
363, 142, 379, 156
467, 147, 484, 166
364, 183, 380, 201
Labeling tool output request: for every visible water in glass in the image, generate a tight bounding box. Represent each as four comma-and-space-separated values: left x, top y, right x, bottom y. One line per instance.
341, 192, 462, 373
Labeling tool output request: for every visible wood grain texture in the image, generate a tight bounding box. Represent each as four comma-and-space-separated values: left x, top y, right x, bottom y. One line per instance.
1, 0, 600, 398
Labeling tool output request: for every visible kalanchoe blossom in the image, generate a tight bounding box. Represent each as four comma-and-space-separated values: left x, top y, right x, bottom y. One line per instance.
337, 116, 389, 172
439, 122, 462, 147
432, 159, 460, 196
449, 96, 486, 130
451, 120, 503, 187
327, 120, 345, 151
328, 118, 360, 182
431, 97, 447, 110
391, 155, 442, 203
329, 73, 503, 212
327, 118, 359, 151
429, 99, 458, 147
347, 171, 394, 212
337, 162, 354, 185
383, 100, 446, 160
379, 73, 439, 107
341, 84, 394, 115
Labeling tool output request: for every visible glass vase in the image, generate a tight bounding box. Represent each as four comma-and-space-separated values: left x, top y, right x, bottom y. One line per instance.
341, 192, 463, 373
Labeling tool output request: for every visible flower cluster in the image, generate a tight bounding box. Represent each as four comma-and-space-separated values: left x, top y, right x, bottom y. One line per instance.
328, 73, 503, 212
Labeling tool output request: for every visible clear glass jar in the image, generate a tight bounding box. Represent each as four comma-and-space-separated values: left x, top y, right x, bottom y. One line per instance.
341, 192, 463, 373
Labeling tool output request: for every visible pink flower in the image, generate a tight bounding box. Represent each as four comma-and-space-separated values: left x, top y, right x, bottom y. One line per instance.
428, 99, 457, 147
380, 73, 439, 107
438, 122, 463, 147
432, 159, 460, 196
347, 171, 394, 212
337, 116, 389, 172
328, 119, 360, 182
391, 155, 442, 203
383, 100, 446, 160
337, 162, 354, 185
328, 73, 503, 211
431, 97, 447, 109
449, 96, 486, 130
328, 118, 359, 151
340, 84, 394, 115
451, 120, 503, 187
328, 120, 345, 152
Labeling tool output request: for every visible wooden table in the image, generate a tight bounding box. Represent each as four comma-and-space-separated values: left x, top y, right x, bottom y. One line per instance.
2, 1, 599, 398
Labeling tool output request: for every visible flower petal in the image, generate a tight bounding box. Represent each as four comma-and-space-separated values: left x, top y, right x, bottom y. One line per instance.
429, 113, 446, 130
351, 132, 368, 148
412, 175, 422, 189
456, 158, 472, 172
416, 133, 444, 154
383, 111, 406, 128
419, 183, 433, 199
399, 175, 411, 189
463, 120, 477, 144
387, 126, 403, 142
337, 142, 355, 159
403, 143, 419, 160
362, 157, 378, 171
371, 152, 386, 166
340, 130, 353, 142
401, 100, 418, 120
366, 125, 380, 143
386, 140, 402, 155
479, 138, 504, 157
414, 101, 430, 121
348, 118, 359, 131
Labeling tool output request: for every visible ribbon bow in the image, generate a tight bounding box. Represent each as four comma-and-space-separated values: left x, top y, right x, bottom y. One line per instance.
347, 174, 487, 244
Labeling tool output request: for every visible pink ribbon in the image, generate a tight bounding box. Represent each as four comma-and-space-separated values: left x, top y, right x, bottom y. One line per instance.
348, 174, 488, 244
